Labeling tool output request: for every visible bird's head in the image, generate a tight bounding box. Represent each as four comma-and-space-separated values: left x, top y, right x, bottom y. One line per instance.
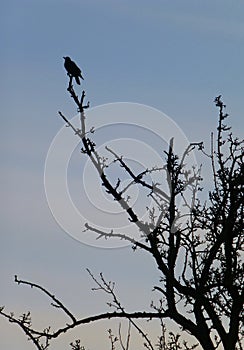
63, 56, 71, 60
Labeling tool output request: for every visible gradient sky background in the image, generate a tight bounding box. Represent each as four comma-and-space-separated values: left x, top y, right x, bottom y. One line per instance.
1, 1, 244, 349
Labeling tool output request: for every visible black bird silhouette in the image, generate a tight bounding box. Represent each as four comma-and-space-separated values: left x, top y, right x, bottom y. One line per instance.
63, 56, 84, 85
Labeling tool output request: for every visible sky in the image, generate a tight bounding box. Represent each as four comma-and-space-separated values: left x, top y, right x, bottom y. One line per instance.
1, 1, 244, 349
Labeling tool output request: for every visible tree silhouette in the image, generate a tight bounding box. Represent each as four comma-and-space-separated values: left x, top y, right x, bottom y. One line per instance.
0, 71, 243, 350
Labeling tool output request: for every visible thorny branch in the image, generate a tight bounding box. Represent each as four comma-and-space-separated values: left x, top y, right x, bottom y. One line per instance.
1, 70, 243, 350
0, 274, 169, 349
87, 269, 155, 350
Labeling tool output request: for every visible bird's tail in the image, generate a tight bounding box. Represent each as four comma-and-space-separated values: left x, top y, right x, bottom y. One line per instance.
75, 76, 81, 85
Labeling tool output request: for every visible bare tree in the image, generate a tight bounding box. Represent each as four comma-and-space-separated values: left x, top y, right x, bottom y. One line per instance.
1, 73, 243, 350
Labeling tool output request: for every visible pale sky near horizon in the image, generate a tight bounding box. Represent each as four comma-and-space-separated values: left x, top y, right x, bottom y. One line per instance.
1, 1, 244, 349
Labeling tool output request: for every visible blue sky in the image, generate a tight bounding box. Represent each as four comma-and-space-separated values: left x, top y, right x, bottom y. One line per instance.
1, 1, 244, 349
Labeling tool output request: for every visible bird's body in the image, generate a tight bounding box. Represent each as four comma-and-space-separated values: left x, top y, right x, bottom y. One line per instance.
63, 56, 84, 85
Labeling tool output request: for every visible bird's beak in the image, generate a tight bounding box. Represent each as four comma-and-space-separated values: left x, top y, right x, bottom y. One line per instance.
63, 57, 66, 59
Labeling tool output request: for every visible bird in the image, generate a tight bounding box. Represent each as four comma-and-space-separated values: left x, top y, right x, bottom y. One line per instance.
63, 56, 84, 85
